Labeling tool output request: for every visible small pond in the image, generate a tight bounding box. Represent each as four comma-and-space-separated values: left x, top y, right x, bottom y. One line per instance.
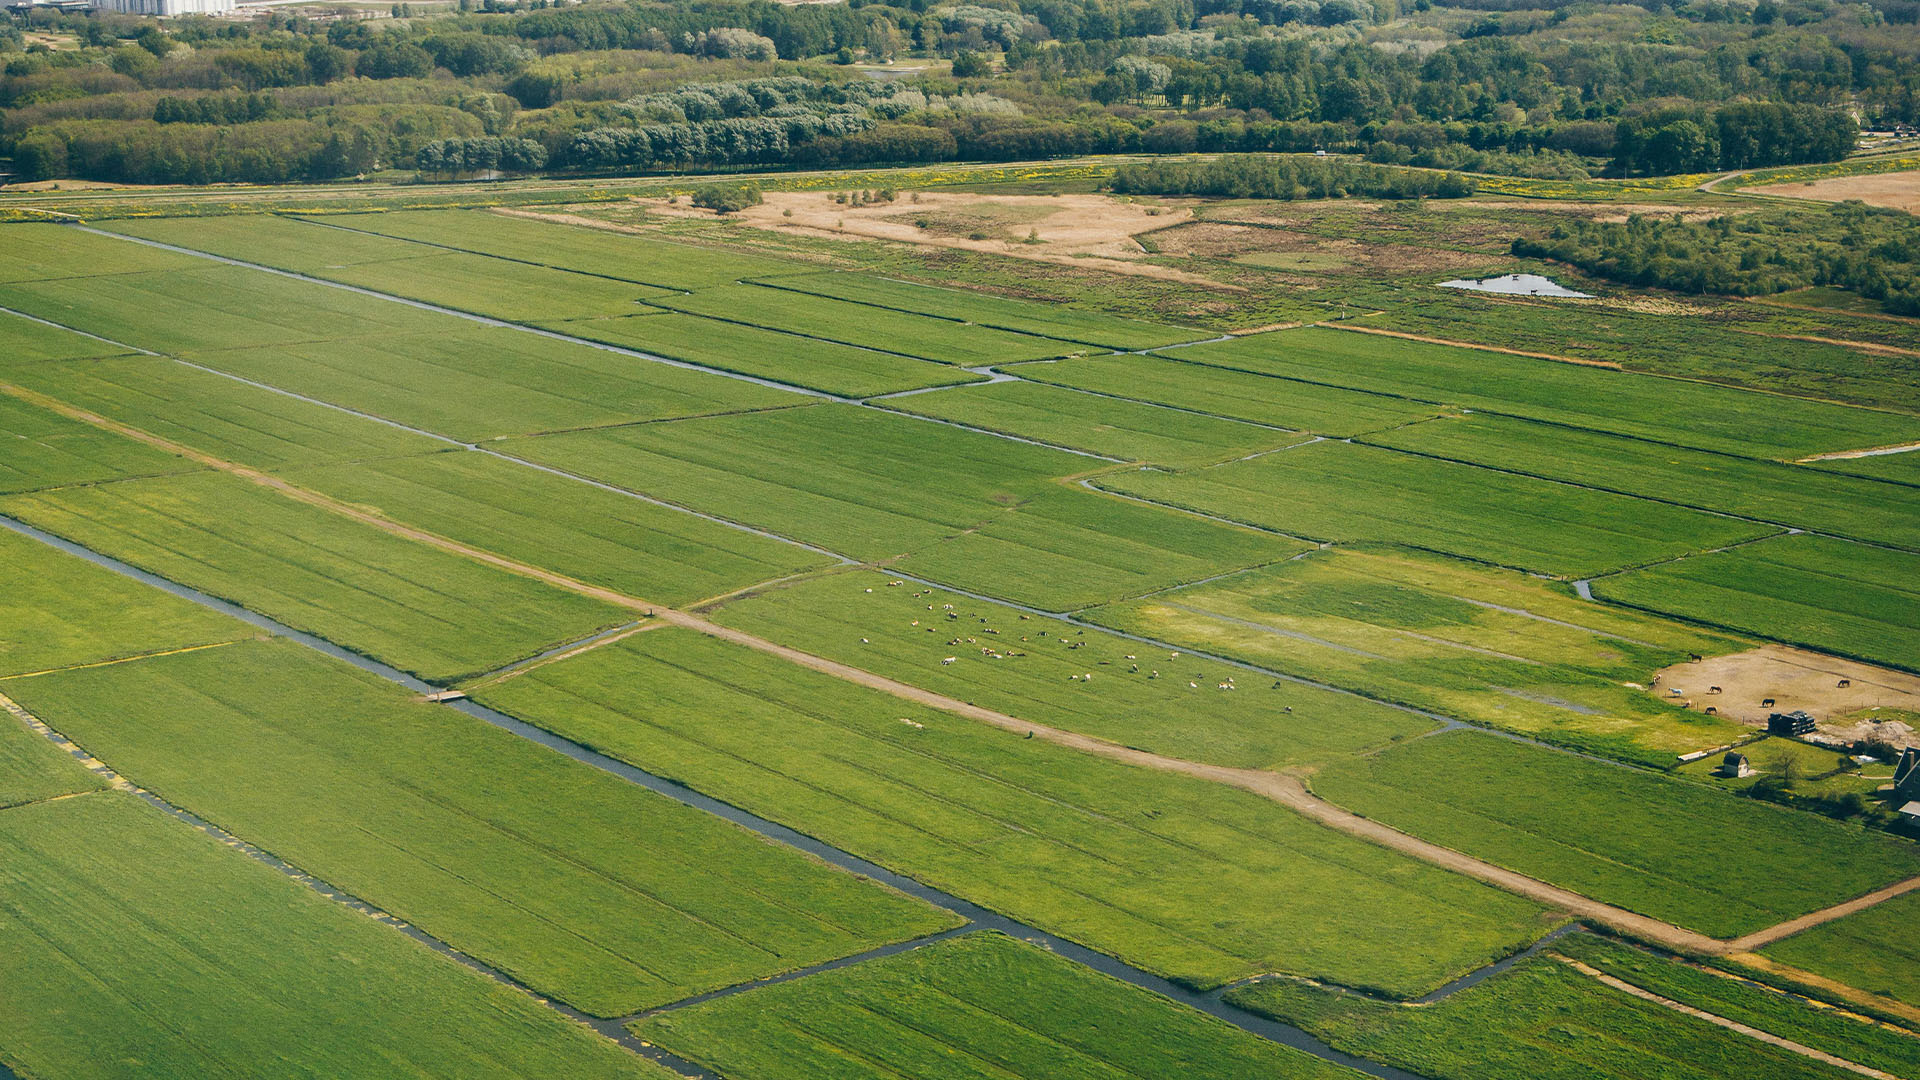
1438, 273, 1593, 298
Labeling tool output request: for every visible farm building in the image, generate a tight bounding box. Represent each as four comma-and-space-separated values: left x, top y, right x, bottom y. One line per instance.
1712, 752, 1754, 779
89, 0, 233, 14
1767, 710, 1818, 737
1895, 748, 1920, 802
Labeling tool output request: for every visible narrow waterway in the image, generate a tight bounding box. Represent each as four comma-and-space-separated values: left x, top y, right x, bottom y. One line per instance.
0, 512, 1431, 1080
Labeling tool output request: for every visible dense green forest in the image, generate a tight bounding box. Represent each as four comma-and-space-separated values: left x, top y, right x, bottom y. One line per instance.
1514, 202, 1920, 313
0, 0, 1903, 184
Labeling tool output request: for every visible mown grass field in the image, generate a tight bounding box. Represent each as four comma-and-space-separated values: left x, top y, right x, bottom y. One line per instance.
0, 222, 207, 282
880, 380, 1302, 466
652, 284, 1088, 366
1555, 935, 1920, 1078
1818, 450, 1920, 484
1, 355, 446, 470
0, 390, 196, 494
636, 931, 1362, 1080
1590, 534, 1920, 671
475, 626, 1552, 997
710, 569, 1433, 769
0, 707, 105, 810
0, 263, 453, 353
3, 640, 958, 1018
186, 327, 800, 442
0, 311, 144, 363
1225, 945, 1869, 1080
0, 792, 675, 1079
288, 449, 830, 608
107, 213, 441, 272
317, 209, 813, 289
543, 312, 977, 398
1166, 327, 1920, 459
1010, 353, 1442, 436
1761, 889, 1920, 1011
1085, 548, 1747, 764
0, 470, 625, 683
1099, 440, 1774, 579
1310, 732, 1920, 938
0, 525, 244, 679
758, 272, 1201, 350
1367, 413, 1920, 552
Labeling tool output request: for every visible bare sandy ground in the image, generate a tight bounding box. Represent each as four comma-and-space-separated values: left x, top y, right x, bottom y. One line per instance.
1745, 170, 1920, 212
1652, 645, 1920, 742
642, 190, 1234, 287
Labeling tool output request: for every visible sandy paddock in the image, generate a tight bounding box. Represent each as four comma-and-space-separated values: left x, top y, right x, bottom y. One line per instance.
1743, 170, 1920, 213
1651, 644, 1920, 743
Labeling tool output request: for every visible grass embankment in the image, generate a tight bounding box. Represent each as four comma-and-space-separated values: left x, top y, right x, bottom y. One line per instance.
1761, 889, 1920, 1012
636, 931, 1364, 1080
4, 639, 958, 1018
476, 625, 1553, 998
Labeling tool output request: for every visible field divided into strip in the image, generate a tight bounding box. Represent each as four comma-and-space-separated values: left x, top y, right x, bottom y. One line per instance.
1309, 731, 1920, 938
1760, 889, 1920, 1011
0, 793, 675, 1080
287, 449, 831, 608
756, 271, 1202, 350
879, 380, 1303, 466
1084, 548, 1746, 764
1367, 413, 1920, 551
651, 284, 1091, 366
1590, 534, 1920, 672
707, 569, 1435, 770
1, 355, 446, 470
0, 390, 197, 495
108, 213, 444, 272
0, 470, 626, 683
3, 640, 958, 1018
0, 310, 145, 363
543, 311, 975, 398
1099, 439, 1774, 579
1164, 327, 1920, 459
314, 209, 815, 289
475, 625, 1554, 998
636, 932, 1362, 1080
1, 222, 208, 283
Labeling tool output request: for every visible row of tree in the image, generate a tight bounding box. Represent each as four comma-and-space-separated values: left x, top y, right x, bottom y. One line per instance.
1111, 154, 1475, 199
1612, 103, 1858, 175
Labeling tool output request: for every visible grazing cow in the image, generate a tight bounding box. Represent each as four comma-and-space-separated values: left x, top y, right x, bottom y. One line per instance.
1762, 697, 1776, 707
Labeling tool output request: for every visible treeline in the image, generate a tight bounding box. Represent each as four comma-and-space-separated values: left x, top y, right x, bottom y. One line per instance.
1514, 203, 1920, 314
1112, 155, 1474, 199
1612, 103, 1857, 174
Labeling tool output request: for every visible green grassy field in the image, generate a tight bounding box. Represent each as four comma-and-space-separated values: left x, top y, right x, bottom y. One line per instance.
1761, 890, 1920, 1011
0, 470, 625, 683
0, 264, 454, 353
710, 569, 1433, 769
315, 209, 814, 289
1555, 935, 1920, 1078
1, 356, 446, 469
652, 285, 1088, 366
0, 792, 675, 1079
1085, 548, 1747, 764
323, 251, 673, 322
0, 222, 208, 282
879, 380, 1303, 466
0, 525, 244, 679
476, 626, 1553, 997
1590, 534, 1920, 672
756, 272, 1202, 350
1677, 735, 1884, 798
502, 403, 1082, 559
1165, 327, 1920, 459
542, 312, 978, 398
1225, 946, 1869, 1080
1009, 353, 1442, 436
1099, 440, 1774, 579
1310, 732, 1920, 938
185, 327, 801, 442
1367, 413, 1920, 552
1816, 451, 1920, 485
636, 931, 1363, 1080
0, 311, 144, 363
287, 449, 830, 607
107, 213, 441, 272
0, 707, 105, 810
3, 640, 958, 1018
0, 390, 196, 494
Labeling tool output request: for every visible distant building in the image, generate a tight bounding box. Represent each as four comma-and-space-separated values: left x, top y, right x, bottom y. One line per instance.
1713, 752, 1754, 779
90, 0, 234, 15
1767, 710, 1817, 737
